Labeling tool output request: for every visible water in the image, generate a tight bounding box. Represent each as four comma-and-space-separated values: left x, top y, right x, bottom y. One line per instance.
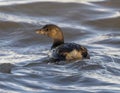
0, 0, 120, 93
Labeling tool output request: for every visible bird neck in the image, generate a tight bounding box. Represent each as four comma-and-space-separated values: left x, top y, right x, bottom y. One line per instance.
51, 39, 64, 49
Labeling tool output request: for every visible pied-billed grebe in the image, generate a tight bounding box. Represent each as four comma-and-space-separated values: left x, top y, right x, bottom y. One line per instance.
36, 24, 90, 61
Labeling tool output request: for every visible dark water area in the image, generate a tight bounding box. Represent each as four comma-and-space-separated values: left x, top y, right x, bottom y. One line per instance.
0, 0, 120, 93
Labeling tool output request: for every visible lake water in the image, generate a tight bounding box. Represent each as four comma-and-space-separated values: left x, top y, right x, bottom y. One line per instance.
0, 0, 120, 93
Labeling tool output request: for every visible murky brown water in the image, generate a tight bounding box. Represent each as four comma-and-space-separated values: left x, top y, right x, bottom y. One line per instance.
0, 0, 120, 93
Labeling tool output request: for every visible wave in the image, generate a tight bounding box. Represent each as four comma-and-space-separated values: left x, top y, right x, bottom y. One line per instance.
0, 0, 104, 6
0, 47, 47, 64
0, 12, 88, 30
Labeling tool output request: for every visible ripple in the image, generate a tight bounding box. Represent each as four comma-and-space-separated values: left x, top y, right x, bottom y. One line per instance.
0, 47, 46, 64
0, 12, 87, 30
0, 0, 42, 6
87, 7, 120, 20
0, 0, 105, 6
85, 71, 120, 85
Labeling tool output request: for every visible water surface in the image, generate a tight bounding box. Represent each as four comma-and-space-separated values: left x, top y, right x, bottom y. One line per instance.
0, 0, 120, 93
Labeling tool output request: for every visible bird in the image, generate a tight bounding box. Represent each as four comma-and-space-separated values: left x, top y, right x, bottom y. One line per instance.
36, 24, 90, 61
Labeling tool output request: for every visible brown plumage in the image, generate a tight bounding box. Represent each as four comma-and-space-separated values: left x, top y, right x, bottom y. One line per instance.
36, 24, 90, 61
